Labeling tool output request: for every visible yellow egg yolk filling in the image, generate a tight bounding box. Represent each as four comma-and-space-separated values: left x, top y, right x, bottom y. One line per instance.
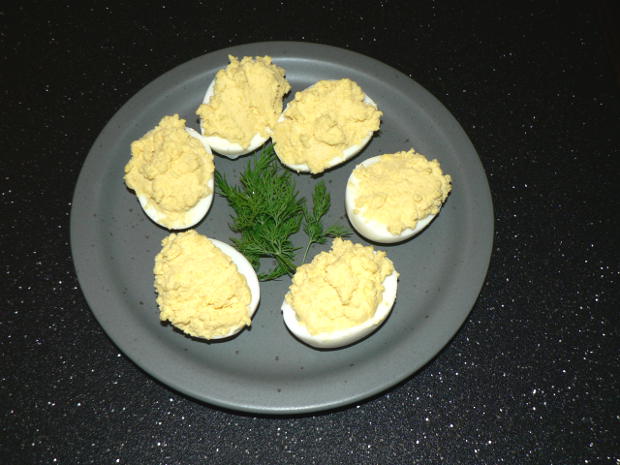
124, 114, 214, 228
285, 238, 395, 335
196, 55, 291, 148
352, 150, 452, 234
154, 230, 252, 339
272, 79, 382, 174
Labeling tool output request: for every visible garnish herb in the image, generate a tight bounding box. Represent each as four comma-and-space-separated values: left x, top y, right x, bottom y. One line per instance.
215, 144, 349, 281
302, 181, 350, 263
215, 145, 304, 280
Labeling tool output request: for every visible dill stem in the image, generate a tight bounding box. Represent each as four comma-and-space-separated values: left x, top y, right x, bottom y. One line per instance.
301, 240, 312, 264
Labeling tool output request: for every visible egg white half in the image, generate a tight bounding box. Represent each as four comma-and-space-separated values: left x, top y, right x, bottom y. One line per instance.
345, 155, 436, 243
208, 238, 261, 339
281, 269, 398, 349
198, 80, 269, 158
274, 93, 378, 173
137, 127, 214, 230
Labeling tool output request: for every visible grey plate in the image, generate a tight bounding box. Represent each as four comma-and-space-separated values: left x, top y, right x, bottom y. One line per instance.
71, 42, 493, 415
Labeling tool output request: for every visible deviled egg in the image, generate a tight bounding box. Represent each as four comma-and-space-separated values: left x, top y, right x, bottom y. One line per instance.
195, 55, 291, 158
346, 150, 452, 243
154, 230, 260, 340
281, 238, 398, 349
124, 114, 215, 230
272, 79, 382, 174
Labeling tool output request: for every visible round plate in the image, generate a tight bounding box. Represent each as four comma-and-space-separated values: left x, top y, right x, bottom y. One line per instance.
70, 42, 493, 414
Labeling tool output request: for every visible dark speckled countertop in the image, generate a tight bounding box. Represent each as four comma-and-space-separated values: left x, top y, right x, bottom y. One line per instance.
2, 1, 619, 464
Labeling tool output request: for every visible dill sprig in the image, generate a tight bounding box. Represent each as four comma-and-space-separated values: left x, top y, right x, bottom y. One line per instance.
302, 181, 350, 263
216, 144, 350, 280
215, 145, 305, 280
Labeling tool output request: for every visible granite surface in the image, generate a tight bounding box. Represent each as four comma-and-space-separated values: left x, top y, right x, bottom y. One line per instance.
2, 1, 619, 464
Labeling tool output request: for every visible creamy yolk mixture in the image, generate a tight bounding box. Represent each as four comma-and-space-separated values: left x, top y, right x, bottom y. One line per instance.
153, 230, 251, 339
195, 55, 291, 148
124, 114, 214, 228
285, 238, 395, 335
351, 150, 452, 234
272, 79, 382, 174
